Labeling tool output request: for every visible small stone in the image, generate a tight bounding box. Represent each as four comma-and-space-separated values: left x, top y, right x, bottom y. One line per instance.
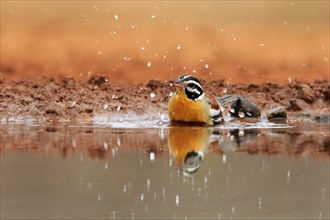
84, 108, 93, 114
230, 97, 261, 118
300, 84, 315, 104
288, 99, 309, 111
267, 106, 287, 120
45, 109, 59, 115
88, 75, 109, 86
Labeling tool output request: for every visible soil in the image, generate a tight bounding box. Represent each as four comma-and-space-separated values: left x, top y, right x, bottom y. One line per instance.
0, 75, 329, 122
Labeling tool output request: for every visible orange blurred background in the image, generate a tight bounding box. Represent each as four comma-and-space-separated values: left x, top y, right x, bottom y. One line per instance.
1, 1, 329, 84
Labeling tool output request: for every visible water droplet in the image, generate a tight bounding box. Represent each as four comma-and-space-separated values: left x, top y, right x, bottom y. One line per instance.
321, 188, 326, 200
123, 185, 127, 192
319, 211, 323, 219
169, 91, 174, 97
113, 14, 119, 21
117, 137, 121, 146
123, 57, 132, 61
283, 21, 287, 25
238, 130, 245, 136
176, 45, 182, 50
324, 57, 328, 61
238, 111, 245, 118
147, 179, 151, 192
72, 139, 76, 148
150, 152, 155, 161
230, 135, 235, 141
222, 155, 227, 163
147, 61, 152, 67
116, 106, 121, 111
258, 197, 262, 209
287, 170, 291, 184
223, 88, 227, 93
104, 162, 108, 170
260, 43, 264, 47
98, 50, 102, 55
230, 108, 235, 113
141, 46, 145, 50
140, 193, 144, 201
151, 14, 156, 19
103, 142, 108, 150
185, 27, 189, 31
204, 64, 209, 68
232, 206, 235, 214
150, 92, 156, 98
175, 195, 179, 206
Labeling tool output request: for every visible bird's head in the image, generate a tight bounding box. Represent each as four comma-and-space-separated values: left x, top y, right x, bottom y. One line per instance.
174, 75, 205, 101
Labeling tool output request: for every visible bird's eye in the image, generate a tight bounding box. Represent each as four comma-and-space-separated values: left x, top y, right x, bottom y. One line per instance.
187, 83, 196, 89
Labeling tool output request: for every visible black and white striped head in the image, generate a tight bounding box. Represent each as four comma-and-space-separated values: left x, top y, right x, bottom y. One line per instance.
175, 75, 205, 101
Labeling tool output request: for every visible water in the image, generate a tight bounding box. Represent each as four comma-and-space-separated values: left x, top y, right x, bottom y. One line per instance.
1, 123, 329, 219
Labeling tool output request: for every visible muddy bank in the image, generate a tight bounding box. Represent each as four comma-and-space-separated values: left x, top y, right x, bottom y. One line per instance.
0, 76, 329, 122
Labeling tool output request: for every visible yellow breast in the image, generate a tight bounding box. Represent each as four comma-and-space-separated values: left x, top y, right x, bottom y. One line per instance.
168, 90, 212, 125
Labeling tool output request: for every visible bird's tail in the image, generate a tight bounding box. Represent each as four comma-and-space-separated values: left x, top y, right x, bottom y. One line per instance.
217, 94, 238, 111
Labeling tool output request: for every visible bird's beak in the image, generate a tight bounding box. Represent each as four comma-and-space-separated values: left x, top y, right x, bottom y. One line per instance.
174, 81, 184, 90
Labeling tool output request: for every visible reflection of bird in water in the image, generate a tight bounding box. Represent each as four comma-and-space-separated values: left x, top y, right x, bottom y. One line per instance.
220, 129, 260, 150
168, 126, 220, 176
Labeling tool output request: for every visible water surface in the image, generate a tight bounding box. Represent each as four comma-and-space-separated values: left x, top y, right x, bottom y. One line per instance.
1, 123, 329, 219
